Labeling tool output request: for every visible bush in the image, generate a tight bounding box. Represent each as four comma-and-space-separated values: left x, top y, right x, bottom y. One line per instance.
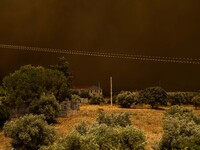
42, 130, 99, 150
3, 114, 56, 150
42, 112, 146, 150
168, 92, 197, 105
75, 121, 89, 135
183, 92, 197, 104
90, 124, 146, 150
71, 90, 79, 95
138, 87, 167, 109
156, 106, 200, 149
88, 96, 104, 105
112, 95, 118, 104
116, 91, 139, 108
79, 90, 90, 98
96, 110, 132, 127
120, 125, 146, 150
0, 104, 10, 128
0, 86, 6, 97
167, 92, 183, 105
59, 131, 83, 150
3, 65, 71, 108
44, 124, 145, 150
88, 124, 123, 149
192, 96, 200, 109
71, 94, 81, 102
28, 94, 61, 123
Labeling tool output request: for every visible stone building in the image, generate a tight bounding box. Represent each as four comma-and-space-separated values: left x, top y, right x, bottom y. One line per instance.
72, 85, 103, 97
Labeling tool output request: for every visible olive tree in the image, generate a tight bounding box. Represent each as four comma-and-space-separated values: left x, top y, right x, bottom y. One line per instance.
138, 87, 167, 109
49, 57, 73, 88
155, 106, 200, 149
28, 94, 61, 123
192, 95, 200, 109
116, 91, 139, 108
42, 112, 146, 150
2, 65, 71, 108
3, 114, 56, 150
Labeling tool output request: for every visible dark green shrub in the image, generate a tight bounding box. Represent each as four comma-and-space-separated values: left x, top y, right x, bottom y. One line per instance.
0, 86, 6, 97
96, 110, 132, 127
120, 125, 146, 150
88, 96, 104, 105
116, 91, 139, 108
138, 87, 167, 109
88, 124, 122, 149
156, 106, 200, 150
164, 105, 200, 124
112, 95, 118, 104
0, 104, 10, 128
49, 57, 73, 88
42, 131, 99, 150
192, 96, 200, 109
42, 112, 146, 150
89, 124, 146, 150
79, 90, 90, 98
46, 124, 146, 150
75, 121, 89, 135
182, 92, 197, 104
28, 94, 61, 123
167, 92, 183, 105
71, 90, 79, 95
3, 114, 56, 150
3, 65, 71, 108
71, 94, 81, 102
60, 131, 82, 150
168, 92, 197, 105
79, 135, 100, 150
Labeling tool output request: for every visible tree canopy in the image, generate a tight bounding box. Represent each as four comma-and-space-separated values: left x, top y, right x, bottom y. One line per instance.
2, 64, 71, 108
4, 114, 56, 150
28, 94, 61, 123
138, 86, 167, 108
49, 57, 73, 88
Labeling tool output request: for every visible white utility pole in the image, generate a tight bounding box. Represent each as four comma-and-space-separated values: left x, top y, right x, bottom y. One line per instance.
110, 76, 113, 106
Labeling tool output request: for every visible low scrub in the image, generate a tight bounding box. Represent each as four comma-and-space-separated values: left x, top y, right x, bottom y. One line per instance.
96, 110, 132, 127
4, 114, 56, 150
116, 91, 139, 108
79, 90, 90, 99
28, 94, 61, 123
71, 94, 81, 102
42, 124, 146, 150
192, 95, 200, 109
155, 106, 200, 149
88, 96, 104, 105
42, 111, 146, 150
168, 92, 197, 105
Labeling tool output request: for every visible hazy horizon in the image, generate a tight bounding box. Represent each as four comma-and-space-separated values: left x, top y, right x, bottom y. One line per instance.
1, 0, 200, 93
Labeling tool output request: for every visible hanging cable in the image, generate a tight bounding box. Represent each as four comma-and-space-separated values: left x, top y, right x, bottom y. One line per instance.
0, 44, 200, 65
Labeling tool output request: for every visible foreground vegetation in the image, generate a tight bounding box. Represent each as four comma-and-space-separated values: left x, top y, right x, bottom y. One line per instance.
1, 105, 200, 150
1, 59, 200, 149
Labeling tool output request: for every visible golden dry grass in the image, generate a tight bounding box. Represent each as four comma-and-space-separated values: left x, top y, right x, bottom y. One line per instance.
0, 105, 200, 150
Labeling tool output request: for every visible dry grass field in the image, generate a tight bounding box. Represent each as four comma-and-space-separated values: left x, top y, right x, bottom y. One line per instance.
0, 105, 199, 150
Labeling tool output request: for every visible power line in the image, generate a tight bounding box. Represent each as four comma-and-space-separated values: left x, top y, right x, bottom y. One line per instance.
0, 44, 200, 65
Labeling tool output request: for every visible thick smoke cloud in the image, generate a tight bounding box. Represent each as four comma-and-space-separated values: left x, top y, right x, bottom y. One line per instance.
0, 0, 200, 93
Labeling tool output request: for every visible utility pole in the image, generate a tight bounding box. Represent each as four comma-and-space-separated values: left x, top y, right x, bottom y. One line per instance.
110, 76, 113, 106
